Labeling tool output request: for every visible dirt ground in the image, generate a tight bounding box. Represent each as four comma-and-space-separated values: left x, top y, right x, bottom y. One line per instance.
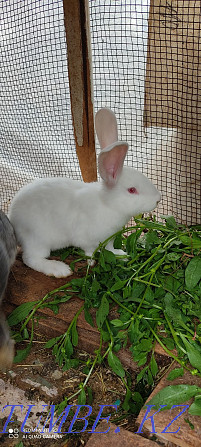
0, 335, 171, 447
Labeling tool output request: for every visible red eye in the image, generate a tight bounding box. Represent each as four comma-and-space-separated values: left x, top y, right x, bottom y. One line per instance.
128, 187, 138, 194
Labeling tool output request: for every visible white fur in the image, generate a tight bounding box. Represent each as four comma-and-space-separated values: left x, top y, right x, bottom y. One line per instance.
9, 109, 161, 277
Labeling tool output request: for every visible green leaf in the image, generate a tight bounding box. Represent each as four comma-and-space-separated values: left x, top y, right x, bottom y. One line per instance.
185, 257, 201, 290
179, 235, 201, 250
101, 329, 110, 342
71, 322, 78, 347
180, 334, 201, 373
99, 252, 106, 270
45, 336, 61, 349
136, 339, 153, 352
137, 365, 148, 383
167, 368, 184, 381
64, 336, 73, 358
102, 249, 117, 264
132, 391, 144, 405
14, 343, 32, 363
113, 343, 121, 352
163, 276, 182, 293
52, 345, 59, 356
113, 233, 123, 249
126, 232, 138, 254
189, 396, 201, 416
111, 319, 124, 327
96, 295, 109, 328
23, 328, 29, 340
150, 355, 158, 377
46, 304, 59, 314
78, 387, 86, 405
84, 308, 94, 327
164, 294, 189, 331
111, 280, 127, 292
8, 301, 37, 327
144, 286, 154, 303
137, 355, 147, 367
131, 391, 144, 414
91, 280, 101, 293
15, 442, 24, 447
87, 386, 93, 405
166, 253, 181, 262
63, 358, 79, 371
144, 232, 161, 250
71, 278, 85, 289
147, 367, 154, 386
184, 418, 194, 430
107, 351, 125, 378
122, 389, 132, 411
165, 215, 177, 229
131, 283, 146, 299
147, 385, 201, 410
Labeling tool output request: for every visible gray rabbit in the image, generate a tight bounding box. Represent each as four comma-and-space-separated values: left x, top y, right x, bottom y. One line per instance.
0, 210, 17, 368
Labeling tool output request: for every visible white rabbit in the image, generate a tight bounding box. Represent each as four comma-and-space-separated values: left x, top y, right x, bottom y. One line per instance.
0, 210, 16, 369
9, 108, 161, 278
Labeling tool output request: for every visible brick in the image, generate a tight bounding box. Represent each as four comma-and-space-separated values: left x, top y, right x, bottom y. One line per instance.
85, 421, 160, 447
136, 366, 201, 447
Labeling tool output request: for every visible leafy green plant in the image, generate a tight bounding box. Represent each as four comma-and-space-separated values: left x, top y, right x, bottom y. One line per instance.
8, 283, 74, 362
9, 216, 201, 417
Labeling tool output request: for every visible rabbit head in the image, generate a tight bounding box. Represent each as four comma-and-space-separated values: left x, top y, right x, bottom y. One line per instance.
95, 108, 161, 215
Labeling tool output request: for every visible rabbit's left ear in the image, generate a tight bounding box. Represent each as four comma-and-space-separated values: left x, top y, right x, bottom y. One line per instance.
95, 108, 118, 149
95, 108, 128, 187
98, 142, 128, 187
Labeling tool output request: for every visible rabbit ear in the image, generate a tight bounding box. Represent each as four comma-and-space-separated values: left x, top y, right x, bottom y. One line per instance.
95, 108, 118, 149
98, 142, 128, 187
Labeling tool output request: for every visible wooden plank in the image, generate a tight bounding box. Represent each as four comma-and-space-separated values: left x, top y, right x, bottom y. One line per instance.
63, 0, 97, 182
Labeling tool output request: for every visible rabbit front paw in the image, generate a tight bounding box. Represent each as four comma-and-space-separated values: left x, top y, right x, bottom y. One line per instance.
45, 260, 73, 278
23, 257, 73, 278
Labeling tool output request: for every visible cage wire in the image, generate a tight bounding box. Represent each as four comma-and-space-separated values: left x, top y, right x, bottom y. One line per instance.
0, 0, 200, 224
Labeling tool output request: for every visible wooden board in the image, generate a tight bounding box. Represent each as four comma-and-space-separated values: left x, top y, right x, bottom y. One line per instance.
63, 0, 97, 182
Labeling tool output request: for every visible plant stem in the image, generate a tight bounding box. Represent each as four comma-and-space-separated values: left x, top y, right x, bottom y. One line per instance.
66, 333, 103, 402
65, 305, 84, 337
145, 320, 201, 376
20, 284, 73, 332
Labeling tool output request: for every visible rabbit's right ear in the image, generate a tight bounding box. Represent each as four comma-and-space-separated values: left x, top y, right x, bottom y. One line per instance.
95, 108, 118, 149
98, 142, 128, 187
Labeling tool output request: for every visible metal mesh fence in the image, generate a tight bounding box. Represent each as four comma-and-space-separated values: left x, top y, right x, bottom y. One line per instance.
0, 0, 81, 213
0, 0, 200, 224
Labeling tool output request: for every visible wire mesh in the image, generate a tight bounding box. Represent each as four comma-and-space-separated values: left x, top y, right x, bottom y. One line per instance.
90, 0, 201, 225
0, 0, 200, 224
0, 0, 81, 213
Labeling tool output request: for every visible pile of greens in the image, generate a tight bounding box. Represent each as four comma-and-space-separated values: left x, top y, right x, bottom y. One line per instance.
8, 216, 201, 417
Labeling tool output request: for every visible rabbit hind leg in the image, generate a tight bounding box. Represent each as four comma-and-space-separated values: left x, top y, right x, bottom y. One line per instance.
22, 244, 73, 278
